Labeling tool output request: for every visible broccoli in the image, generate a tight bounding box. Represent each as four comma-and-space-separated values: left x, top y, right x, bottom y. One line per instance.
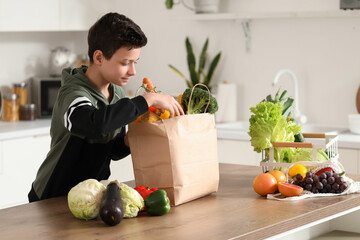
181, 87, 219, 114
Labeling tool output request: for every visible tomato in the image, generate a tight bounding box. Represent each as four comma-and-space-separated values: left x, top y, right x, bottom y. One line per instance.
252, 173, 277, 196
288, 164, 308, 179
278, 182, 303, 197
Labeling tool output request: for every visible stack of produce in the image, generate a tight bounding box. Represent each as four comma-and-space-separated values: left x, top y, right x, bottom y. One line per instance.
289, 163, 348, 194
248, 89, 329, 164
252, 160, 351, 198
134, 78, 218, 123
67, 179, 170, 226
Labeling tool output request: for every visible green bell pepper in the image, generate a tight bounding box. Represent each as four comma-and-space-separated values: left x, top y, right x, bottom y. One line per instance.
144, 189, 171, 216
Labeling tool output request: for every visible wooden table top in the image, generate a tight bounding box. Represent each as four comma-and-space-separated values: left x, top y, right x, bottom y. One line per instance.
1, 164, 360, 240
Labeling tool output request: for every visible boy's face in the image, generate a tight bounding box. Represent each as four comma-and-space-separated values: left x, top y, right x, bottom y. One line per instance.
100, 47, 141, 87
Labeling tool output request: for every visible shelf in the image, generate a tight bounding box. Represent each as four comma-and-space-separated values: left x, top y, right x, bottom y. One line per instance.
187, 10, 360, 21
184, 10, 360, 52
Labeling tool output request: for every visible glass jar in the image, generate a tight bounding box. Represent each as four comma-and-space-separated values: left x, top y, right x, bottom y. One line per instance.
12, 82, 27, 106
2, 93, 19, 122
20, 104, 37, 121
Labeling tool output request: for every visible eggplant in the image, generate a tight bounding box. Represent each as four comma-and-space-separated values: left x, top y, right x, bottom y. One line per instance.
99, 180, 124, 226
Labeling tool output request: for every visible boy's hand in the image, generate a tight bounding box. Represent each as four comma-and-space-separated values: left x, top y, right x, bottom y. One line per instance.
124, 135, 129, 147
142, 93, 184, 118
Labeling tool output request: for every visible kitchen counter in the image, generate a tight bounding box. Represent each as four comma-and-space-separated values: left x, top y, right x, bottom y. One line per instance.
1, 164, 360, 240
1, 119, 360, 149
0, 119, 51, 140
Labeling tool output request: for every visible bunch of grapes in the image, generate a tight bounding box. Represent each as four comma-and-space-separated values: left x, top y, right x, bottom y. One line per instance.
293, 171, 348, 194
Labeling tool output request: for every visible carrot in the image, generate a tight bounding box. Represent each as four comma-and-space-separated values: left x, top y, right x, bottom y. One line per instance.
177, 94, 183, 105
143, 77, 155, 93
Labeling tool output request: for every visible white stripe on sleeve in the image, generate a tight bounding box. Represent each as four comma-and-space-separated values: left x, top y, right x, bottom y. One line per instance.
64, 96, 92, 131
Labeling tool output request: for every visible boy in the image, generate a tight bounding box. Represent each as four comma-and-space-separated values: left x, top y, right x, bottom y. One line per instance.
28, 12, 184, 202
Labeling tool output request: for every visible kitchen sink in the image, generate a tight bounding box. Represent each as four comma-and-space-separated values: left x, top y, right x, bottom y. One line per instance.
216, 121, 249, 132
301, 124, 347, 134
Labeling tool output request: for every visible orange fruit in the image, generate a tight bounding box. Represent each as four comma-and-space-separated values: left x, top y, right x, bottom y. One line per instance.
268, 170, 287, 184
288, 164, 308, 179
252, 173, 277, 196
278, 182, 303, 197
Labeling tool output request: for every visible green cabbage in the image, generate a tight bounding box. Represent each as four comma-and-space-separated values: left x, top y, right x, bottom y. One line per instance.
67, 179, 106, 220
119, 183, 144, 218
248, 101, 302, 153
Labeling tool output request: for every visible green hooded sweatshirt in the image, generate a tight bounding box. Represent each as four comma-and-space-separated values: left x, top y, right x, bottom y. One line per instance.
30, 66, 148, 200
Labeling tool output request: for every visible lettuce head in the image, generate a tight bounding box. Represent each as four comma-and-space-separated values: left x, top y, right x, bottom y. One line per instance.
67, 179, 106, 220
292, 148, 328, 162
248, 101, 302, 153
119, 183, 144, 218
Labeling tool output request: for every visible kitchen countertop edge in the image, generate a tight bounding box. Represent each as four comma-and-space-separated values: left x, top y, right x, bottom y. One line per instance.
0, 119, 51, 141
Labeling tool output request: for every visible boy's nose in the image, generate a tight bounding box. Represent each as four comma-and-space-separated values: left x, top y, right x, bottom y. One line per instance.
128, 63, 136, 76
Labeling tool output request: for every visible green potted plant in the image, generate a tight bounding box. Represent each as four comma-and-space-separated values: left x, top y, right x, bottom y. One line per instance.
165, 0, 221, 13
168, 37, 221, 91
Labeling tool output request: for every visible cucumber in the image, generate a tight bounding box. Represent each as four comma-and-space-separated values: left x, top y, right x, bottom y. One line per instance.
99, 180, 124, 226
294, 132, 305, 143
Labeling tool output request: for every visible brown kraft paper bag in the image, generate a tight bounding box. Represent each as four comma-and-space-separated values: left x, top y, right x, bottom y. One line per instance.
127, 113, 219, 206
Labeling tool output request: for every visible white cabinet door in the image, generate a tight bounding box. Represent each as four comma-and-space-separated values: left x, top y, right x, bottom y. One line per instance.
59, 0, 121, 31
0, 0, 59, 31
338, 148, 359, 175
217, 139, 260, 166
109, 155, 134, 183
0, 134, 50, 209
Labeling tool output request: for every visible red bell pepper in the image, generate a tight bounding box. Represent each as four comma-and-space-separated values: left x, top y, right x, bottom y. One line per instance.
134, 186, 158, 200
148, 106, 158, 113
315, 167, 334, 176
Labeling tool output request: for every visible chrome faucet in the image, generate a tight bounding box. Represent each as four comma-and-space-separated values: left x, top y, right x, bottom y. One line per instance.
272, 69, 307, 125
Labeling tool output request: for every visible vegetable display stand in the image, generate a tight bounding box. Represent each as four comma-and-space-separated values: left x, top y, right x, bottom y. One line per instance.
260, 133, 339, 173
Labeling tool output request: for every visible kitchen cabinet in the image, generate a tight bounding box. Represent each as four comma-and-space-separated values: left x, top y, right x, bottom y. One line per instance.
109, 155, 135, 183
339, 148, 360, 175
59, 0, 121, 31
0, 0, 59, 31
0, 0, 120, 31
0, 134, 51, 209
217, 139, 260, 166
0, 132, 135, 209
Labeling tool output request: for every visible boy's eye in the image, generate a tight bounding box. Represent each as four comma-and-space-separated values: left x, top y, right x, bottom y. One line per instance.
120, 61, 137, 66
121, 61, 137, 66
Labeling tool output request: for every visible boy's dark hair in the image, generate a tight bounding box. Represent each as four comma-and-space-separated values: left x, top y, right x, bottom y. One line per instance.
87, 12, 147, 63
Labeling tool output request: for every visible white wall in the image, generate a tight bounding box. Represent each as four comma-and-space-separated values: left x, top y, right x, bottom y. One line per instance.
0, 31, 87, 84
1, 0, 359, 126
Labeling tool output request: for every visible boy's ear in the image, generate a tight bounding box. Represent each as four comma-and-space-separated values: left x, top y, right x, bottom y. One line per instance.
93, 50, 104, 65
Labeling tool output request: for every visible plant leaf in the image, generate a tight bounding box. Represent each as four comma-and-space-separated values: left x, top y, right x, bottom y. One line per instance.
279, 90, 287, 102
198, 38, 208, 76
274, 88, 280, 102
165, 0, 173, 9
204, 52, 221, 86
168, 64, 192, 87
186, 37, 199, 86
265, 94, 274, 102
282, 98, 294, 118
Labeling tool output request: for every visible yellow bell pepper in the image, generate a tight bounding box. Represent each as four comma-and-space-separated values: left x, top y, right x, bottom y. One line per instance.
160, 110, 170, 119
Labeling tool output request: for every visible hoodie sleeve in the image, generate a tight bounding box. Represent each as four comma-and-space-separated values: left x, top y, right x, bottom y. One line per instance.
64, 95, 148, 137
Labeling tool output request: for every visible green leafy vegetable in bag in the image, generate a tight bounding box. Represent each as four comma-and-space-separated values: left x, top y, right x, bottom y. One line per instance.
181, 87, 218, 114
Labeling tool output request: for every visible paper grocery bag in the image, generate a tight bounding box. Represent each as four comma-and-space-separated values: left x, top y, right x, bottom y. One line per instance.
127, 113, 219, 206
